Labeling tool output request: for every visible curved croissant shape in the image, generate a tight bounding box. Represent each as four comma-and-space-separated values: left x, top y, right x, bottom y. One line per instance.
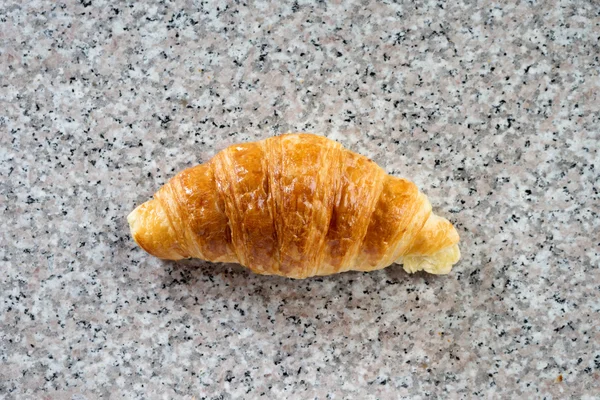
128, 133, 460, 278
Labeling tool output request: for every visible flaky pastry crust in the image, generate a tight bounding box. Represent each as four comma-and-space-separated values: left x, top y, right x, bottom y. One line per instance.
128, 133, 460, 278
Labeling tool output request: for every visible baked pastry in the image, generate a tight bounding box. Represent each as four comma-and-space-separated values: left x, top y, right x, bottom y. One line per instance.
128, 133, 460, 278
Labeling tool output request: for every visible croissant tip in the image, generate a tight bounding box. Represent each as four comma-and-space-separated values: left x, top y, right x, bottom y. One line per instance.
127, 200, 186, 260
127, 208, 136, 227
127, 204, 146, 249
400, 244, 460, 275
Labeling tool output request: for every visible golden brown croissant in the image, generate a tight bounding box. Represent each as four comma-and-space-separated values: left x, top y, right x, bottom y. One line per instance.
128, 133, 460, 278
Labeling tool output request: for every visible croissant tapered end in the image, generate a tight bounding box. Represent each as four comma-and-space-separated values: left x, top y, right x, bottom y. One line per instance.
397, 214, 461, 275
127, 199, 185, 260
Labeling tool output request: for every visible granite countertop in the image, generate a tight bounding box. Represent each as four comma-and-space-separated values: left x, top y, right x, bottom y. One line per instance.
1, 0, 599, 398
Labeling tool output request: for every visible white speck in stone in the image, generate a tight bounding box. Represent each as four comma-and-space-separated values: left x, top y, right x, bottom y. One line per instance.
112, 20, 124, 35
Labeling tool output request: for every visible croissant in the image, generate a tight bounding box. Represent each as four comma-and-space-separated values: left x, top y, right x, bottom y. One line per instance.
128, 133, 460, 279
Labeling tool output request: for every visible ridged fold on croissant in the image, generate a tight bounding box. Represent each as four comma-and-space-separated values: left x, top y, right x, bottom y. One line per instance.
128, 133, 460, 278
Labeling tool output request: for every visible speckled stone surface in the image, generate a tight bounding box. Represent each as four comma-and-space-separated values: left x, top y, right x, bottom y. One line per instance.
1, 0, 599, 398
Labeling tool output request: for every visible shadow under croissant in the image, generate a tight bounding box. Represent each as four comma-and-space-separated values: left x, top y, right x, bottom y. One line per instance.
160, 258, 445, 304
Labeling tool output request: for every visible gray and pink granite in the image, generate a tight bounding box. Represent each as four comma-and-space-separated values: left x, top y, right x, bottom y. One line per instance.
1, 0, 599, 398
